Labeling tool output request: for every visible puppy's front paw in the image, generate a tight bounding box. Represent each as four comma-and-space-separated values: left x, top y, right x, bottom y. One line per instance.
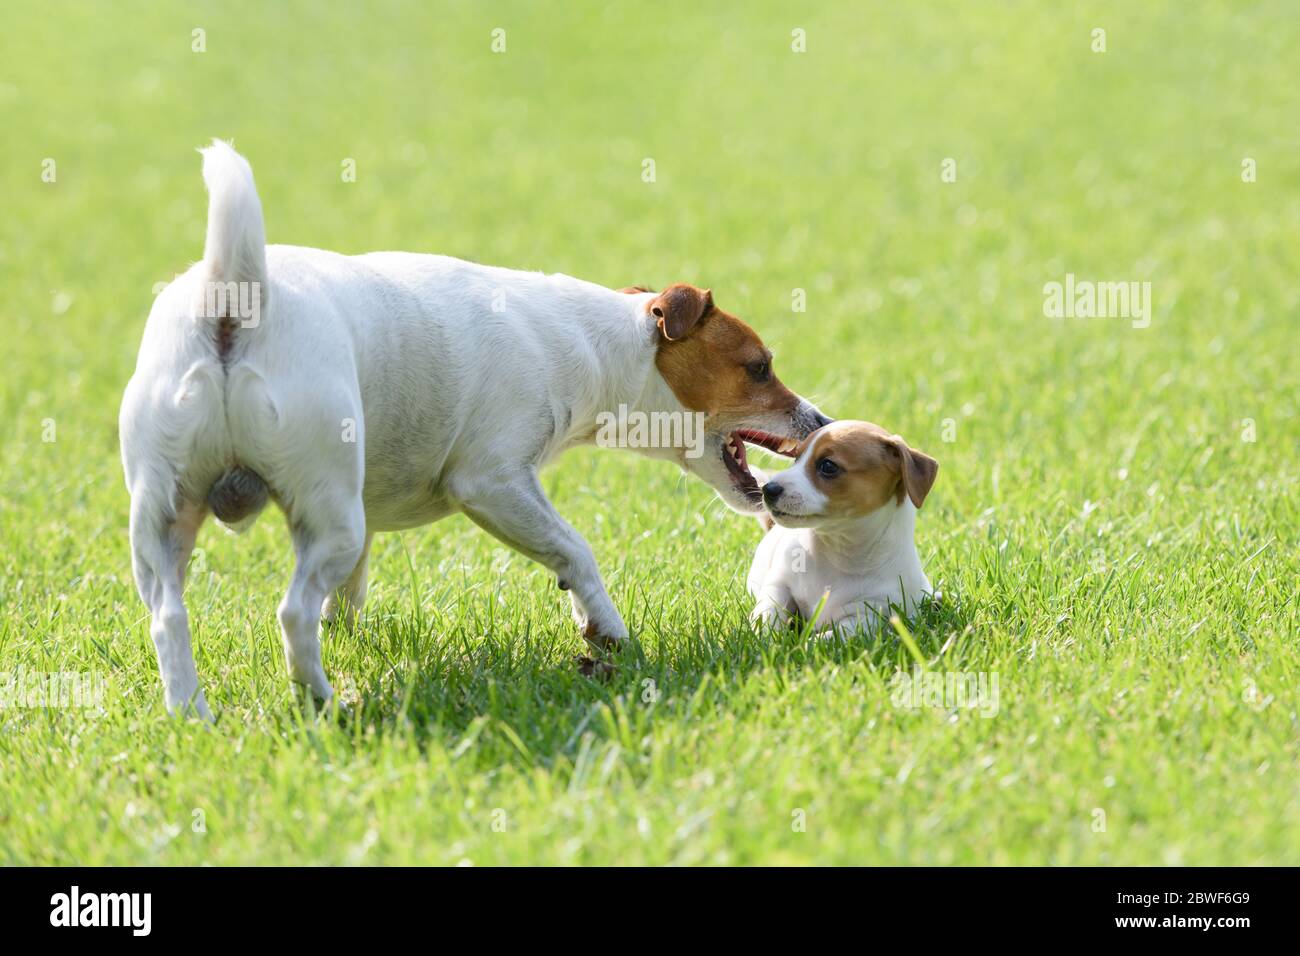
750, 599, 792, 630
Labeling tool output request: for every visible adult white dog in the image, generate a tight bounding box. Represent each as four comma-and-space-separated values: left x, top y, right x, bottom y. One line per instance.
120, 141, 829, 718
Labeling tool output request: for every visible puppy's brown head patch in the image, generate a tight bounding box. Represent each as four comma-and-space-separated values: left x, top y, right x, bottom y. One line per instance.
806, 421, 938, 515
650, 284, 801, 420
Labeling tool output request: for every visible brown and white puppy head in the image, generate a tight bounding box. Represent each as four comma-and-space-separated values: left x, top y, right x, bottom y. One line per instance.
760, 420, 938, 528
640, 283, 831, 513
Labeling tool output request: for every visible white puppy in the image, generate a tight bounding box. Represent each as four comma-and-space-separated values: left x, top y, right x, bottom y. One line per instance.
120, 141, 829, 717
747, 421, 938, 635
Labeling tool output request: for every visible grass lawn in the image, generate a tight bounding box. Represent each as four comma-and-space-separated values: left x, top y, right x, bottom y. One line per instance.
1, 0, 1296, 865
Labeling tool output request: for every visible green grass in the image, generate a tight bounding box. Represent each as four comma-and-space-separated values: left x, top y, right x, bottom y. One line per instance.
1, 0, 1297, 865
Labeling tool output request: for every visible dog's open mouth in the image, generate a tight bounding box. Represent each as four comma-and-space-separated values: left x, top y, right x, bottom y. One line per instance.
723, 429, 800, 501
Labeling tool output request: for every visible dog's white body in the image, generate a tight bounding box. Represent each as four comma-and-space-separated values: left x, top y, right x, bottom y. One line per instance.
139, 245, 676, 532
747, 500, 930, 633
121, 143, 825, 717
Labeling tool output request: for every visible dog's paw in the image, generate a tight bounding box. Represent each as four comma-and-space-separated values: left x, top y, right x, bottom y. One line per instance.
290, 681, 350, 722
750, 600, 792, 630
321, 594, 363, 632
166, 691, 215, 724
582, 619, 627, 653
574, 655, 617, 681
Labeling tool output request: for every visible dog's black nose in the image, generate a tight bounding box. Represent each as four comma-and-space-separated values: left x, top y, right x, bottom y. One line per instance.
812, 410, 833, 429
762, 482, 784, 504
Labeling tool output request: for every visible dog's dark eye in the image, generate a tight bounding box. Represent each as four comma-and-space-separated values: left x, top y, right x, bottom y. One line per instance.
817, 458, 840, 479
746, 358, 772, 383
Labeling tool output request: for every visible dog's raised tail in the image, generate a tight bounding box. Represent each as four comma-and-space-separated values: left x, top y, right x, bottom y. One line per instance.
198, 140, 267, 302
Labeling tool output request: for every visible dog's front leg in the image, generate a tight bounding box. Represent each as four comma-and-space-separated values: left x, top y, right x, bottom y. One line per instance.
750, 583, 797, 630
816, 601, 890, 640
452, 467, 628, 653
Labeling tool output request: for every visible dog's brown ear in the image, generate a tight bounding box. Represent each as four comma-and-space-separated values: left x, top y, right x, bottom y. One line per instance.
618, 285, 655, 294
888, 438, 939, 509
649, 284, 712, 341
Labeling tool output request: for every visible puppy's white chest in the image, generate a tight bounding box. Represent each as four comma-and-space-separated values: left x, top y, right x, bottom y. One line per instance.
780, 544, 861, 621
749, 527, 847, 615
748, 523, 929, 630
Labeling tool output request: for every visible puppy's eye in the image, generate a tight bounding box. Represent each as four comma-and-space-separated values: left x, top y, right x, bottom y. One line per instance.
816, 458, 840, 479
746, 359, 772, 383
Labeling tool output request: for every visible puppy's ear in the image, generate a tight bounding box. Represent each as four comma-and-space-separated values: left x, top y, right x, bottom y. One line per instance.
889, 438, 939, 509
618, 285, 656, 294
649, 284, 713, 341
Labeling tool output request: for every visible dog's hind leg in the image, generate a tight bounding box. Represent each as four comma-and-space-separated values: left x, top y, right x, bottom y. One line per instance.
279, 496, 367, 704
129, 494, 212, 720
321, 531, 372, 630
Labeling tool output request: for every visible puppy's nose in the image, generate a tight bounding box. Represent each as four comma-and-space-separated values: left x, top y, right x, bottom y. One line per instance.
762, 482, 784, 504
